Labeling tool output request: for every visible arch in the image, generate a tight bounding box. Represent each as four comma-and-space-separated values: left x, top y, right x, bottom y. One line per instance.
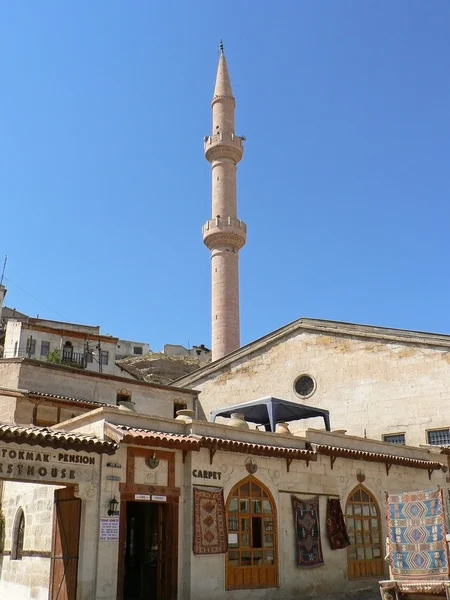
345, 485, 384, 578
225, 475, 278, 590
11, 507, 25, 560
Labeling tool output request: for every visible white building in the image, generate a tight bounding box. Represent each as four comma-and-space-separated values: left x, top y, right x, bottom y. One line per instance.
1, 299, 150, 377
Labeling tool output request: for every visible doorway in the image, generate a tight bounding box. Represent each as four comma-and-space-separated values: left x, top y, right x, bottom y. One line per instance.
123, 502, 169, 600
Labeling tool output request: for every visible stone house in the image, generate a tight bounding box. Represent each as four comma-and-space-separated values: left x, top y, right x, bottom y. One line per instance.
0, 363, 448, 600
174, 318, 450, 448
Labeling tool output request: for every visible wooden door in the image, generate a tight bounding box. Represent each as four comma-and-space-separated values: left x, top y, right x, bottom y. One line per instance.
162, 502, 179, 600
49, 487, 81, 600
346, 485, 384, 579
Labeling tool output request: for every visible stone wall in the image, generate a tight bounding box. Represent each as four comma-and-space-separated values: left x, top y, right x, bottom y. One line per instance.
0, 481, 60, 600
10, 360, 197, 418
185, 444, 447, 600
180, 329, 450, 446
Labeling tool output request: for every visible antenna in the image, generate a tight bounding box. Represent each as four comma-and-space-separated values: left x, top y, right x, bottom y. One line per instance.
0, 255, 7, 286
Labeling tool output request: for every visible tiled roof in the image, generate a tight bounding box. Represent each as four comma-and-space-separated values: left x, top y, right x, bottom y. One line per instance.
314, 444, 445, 472
0, 424, 117, 454
104, 424, 445, 472
28, 390, 116, 408
200, 436, 316, 461
105, 423, 202, 450
105, 424, 314, 461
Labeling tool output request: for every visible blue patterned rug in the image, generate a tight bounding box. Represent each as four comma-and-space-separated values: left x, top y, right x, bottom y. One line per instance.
387, 488, 449, 579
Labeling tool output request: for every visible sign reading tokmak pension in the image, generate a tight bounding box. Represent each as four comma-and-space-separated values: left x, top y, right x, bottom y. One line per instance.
0, 443, 98, 485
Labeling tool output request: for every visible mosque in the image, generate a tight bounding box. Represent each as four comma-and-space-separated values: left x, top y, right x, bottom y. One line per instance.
0, 47, 448, 600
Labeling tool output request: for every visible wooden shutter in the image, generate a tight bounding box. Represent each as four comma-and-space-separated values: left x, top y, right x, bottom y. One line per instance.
49, 487, 81, 600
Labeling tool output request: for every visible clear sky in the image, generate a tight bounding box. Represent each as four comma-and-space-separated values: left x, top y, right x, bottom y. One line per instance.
1, 1, 449, 351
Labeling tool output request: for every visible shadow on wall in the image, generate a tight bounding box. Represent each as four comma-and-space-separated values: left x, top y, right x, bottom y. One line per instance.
0, 508, 5, 579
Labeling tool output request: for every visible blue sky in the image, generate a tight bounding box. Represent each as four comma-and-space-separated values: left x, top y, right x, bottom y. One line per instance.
1, 1, 449, 351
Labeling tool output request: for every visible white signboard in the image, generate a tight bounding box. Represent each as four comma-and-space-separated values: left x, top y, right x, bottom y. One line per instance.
151, 495, 167, 502
135, 494, 151, 501
100, 518, 120, 541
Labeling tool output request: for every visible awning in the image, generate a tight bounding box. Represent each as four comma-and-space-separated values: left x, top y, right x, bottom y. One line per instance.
210, 396, 330, 432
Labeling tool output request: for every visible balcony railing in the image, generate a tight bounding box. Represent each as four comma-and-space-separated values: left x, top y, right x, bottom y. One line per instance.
61, 350, 87, 368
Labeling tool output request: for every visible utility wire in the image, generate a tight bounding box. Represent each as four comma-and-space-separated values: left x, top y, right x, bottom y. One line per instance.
2, 275, 67, 321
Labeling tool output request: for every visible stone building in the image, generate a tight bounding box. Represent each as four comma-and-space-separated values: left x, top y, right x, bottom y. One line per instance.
175, 317, 450, 448
0, 394, 447, 600
0, 286, 150, 375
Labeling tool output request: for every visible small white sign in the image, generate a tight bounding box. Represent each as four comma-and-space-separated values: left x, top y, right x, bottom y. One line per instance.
135, 494, 151, 501
151, 495, 167, 502
228, 533, 238, 544
99, 518, 120, 541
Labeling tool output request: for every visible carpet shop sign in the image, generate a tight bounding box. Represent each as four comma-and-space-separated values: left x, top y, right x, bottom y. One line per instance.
0, 444, 96, 484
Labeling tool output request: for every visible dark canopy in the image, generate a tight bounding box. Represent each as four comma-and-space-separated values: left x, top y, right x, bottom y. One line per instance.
210, 396, 330, 433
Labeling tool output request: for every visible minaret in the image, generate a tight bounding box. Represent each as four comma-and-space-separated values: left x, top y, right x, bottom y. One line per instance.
203, 43, 247, 361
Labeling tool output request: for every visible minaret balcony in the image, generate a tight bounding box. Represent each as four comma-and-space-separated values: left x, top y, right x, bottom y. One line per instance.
204, 133, 244, 163
202, 217, 247, 250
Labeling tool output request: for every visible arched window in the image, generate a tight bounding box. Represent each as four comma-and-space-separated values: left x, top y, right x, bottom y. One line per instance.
345, 485, 384, 578
225, 476, 278, 590
11, 508, 25, 560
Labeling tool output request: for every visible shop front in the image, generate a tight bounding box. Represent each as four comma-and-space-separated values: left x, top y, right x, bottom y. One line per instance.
44, 407, 449, 600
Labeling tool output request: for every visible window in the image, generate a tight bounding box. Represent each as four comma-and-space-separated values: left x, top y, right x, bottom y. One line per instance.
428, 429, 450, 446
117, 392, 131, 405
26, 337, 36, 356
383, 433, 405, 445
14, 341, 18, 357
346, 485, 383, 578
294, 374, 316, 398
40, 341, 50, 357
226, 476, 278, 590
173, 401, 187, 418
133, 346, 143, 355
11, 508, 25, 560
100, 350, 109, 365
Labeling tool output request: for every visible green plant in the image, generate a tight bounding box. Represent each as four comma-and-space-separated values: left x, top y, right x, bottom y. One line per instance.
46, 348, 62, 364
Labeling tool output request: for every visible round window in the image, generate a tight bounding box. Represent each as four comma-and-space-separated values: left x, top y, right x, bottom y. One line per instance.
294, 375, 316, 398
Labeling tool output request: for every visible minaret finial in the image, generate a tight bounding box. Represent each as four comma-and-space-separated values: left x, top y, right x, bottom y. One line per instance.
219, 39, 224, 55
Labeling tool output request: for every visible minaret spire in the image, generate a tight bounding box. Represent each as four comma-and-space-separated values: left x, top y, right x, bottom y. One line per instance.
202, 47, 247, 361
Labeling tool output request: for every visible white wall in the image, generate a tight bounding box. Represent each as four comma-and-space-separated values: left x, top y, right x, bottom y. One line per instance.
3, 320, 22, 358
3, 321, 118, 375
116, 339, 150, 360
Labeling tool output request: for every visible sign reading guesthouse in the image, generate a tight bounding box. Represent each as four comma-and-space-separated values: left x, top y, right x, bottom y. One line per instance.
0, 443, 97, 485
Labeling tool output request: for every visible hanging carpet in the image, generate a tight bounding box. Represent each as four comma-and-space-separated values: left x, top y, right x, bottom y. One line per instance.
193, 487, 228, 555
326, 498, 350, 550
386, 488, 449, 579
292, 495, 324, 567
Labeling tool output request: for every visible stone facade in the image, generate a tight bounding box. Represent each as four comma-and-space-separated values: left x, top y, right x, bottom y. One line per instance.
51, 408, 449, 600
0, 359, 198, 423
175, 319, 450, 447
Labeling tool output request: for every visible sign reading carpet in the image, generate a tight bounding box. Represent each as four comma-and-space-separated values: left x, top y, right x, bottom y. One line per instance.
386, 488, 449, 579
193, 487, 228, 555
292, 495, 324, 567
